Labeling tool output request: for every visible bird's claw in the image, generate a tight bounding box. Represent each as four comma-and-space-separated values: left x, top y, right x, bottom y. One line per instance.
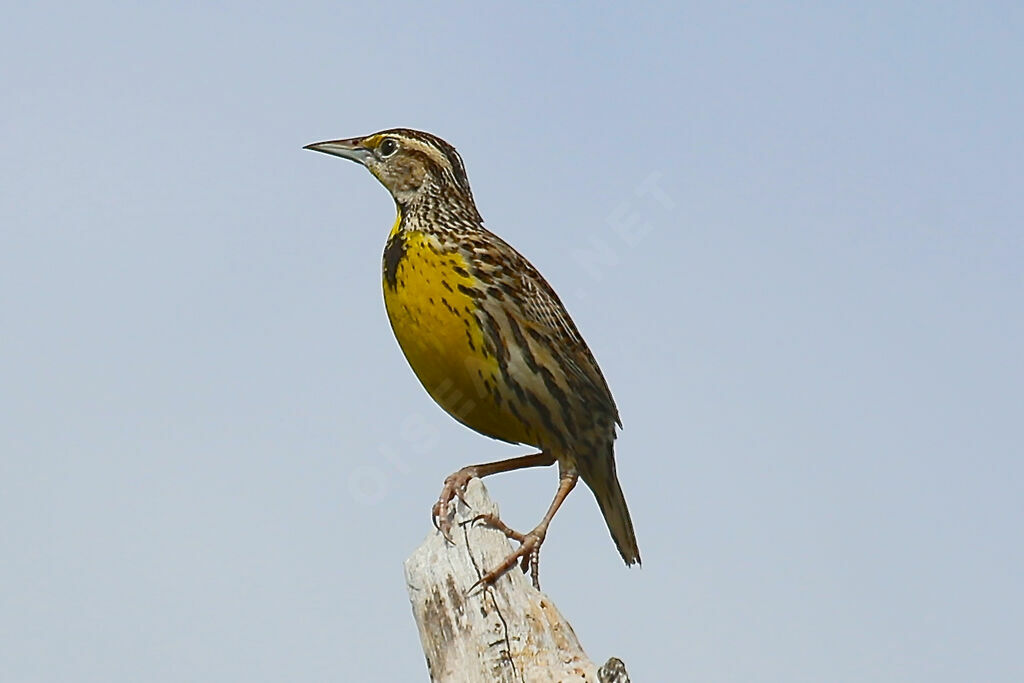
431, 468, 478, 543
465, 513, 546, 591
468, 526, 545, 592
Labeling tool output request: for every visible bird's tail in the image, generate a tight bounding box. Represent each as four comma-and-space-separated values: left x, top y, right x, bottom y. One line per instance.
577, 445, 640, 566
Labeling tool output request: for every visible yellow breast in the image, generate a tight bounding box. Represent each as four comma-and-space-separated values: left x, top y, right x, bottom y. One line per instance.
382, 216, 534, 445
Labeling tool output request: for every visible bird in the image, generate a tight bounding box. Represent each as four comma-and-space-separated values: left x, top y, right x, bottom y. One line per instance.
304, 128, 639, 587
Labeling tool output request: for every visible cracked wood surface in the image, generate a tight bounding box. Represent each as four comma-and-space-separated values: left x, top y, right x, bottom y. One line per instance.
404, 479, 629, 683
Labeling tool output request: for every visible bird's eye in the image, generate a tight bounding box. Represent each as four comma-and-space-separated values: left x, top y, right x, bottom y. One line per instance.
379, 138, 399, 158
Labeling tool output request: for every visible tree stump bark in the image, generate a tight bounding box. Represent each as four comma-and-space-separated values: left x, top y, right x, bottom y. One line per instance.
404, 478, 630, 682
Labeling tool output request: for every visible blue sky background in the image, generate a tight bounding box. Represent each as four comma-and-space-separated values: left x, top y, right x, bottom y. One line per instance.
2, 3, 1022, 681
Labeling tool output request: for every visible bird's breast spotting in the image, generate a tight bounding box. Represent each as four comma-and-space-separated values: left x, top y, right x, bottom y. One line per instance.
381, 225, 537, 445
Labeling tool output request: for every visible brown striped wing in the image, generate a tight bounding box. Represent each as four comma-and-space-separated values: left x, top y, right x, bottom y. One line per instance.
462, 229, 621, 435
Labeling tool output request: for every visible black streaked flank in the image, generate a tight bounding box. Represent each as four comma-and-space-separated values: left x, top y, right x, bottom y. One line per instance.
456, 283, 483, 300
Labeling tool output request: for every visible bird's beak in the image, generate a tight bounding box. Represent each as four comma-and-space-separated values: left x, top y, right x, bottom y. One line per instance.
303, 138, 374, 165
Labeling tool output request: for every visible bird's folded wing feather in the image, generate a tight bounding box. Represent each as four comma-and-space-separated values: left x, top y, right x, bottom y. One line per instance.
470, 231, 621, 427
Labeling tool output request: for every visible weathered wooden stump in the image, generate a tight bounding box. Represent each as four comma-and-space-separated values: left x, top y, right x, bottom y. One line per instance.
404, 478, 630, 682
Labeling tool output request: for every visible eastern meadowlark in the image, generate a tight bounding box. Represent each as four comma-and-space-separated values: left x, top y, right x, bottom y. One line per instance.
305, 129, 640, 587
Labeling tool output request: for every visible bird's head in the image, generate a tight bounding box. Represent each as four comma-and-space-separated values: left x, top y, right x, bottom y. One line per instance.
304, 128, 476, 210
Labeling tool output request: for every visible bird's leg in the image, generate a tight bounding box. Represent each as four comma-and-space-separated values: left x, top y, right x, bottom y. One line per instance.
468, 512, 535, 576
471, 466, 578, 590
432, 451, 556, 542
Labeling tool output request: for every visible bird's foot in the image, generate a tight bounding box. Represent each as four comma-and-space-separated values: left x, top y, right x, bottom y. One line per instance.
431, 467, 479, 543
469, 512, 546, 590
